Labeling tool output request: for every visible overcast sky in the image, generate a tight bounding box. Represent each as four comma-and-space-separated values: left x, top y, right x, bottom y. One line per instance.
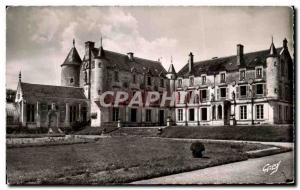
6, 6, 293, 89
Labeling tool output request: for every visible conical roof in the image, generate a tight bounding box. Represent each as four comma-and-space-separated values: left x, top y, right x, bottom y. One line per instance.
61, 40, 82, 66
167, 64, 176, 74
269, 42, 278, 56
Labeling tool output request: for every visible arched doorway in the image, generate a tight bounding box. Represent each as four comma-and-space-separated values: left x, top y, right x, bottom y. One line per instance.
48, 112, 58, 128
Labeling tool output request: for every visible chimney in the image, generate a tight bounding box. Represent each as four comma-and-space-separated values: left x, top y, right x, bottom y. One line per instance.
127, 52, 134, 61
189, 52, 194, 73
237, 44, 244, 65
85, 41, 95, 59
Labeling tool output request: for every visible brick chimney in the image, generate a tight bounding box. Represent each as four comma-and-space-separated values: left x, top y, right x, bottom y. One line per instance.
237, 44, 244, 65
189, 52, 194, 73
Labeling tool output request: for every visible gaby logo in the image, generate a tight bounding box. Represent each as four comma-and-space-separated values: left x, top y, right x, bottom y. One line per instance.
262, 161, 281, 175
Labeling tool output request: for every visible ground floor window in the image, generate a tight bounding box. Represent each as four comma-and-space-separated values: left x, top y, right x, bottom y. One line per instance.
240, 105, 247, 120
212, 105, 216, 120
189, 109, 195, 121
285, 106, 288, 121
256, 105, 264, 119
70, 105, 77, 122
217, 105, 222, 120
146, 109, 151, 122
112, 107, 119, 121
131, 108, 137, 122
178, 109, 183, 121
26, 104, 35, 122
201, 108, 207, 121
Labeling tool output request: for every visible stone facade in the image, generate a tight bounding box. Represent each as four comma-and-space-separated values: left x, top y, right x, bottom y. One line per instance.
14, 37, 294, 128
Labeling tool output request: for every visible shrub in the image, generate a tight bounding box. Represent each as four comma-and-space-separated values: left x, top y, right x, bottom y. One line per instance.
190, 142, 205, 158
71, 120, 90, 131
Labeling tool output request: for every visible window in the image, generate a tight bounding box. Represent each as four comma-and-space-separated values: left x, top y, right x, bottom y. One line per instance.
212, 105, 216, 120
217, 105, 222, 119
201, 108, 207, 121
70, 78, 74, 84
146, 109, 152, 122
133, 74, 136, 83
256, 68, 262, 78
200, 89, 207, 101
240, 86, 247, 97
189, 109, 195, 121
220, 88, 226, 98
160, 78, 164, 88
285, 106, 288, 121
69, 105, 77, 122
240, 70, 245, 80
147, 76, 152, 86
131, 108, 137, 122
114, 71, 119, 82
256, 84, 263, 95
26, 104, 35, 122
178, 109, 183, 121
178, 79, 182, 88
202, 76, 206, 85
220, 73, 226, 83
189, 77, 194, 86
240, 105, 247, 119
278, 105, 282, 121
91, 61, 95, 69
112, 107, 119, 121
256, 105, 264, 119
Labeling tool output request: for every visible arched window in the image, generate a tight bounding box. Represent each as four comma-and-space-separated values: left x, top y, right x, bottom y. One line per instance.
218, 105, 222, 120
212, 105, 216, 120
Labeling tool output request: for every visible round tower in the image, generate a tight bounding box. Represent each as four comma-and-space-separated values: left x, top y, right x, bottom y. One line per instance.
266, 38, 279, 99
61, 39, 82, 87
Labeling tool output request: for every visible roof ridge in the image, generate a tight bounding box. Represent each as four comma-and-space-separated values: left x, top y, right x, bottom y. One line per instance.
21, 82, 84, 89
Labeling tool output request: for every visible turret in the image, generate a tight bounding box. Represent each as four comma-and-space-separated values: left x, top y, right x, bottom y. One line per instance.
61, 39, 82, 87
266, 37, 279, 99
166, 58, 177, 93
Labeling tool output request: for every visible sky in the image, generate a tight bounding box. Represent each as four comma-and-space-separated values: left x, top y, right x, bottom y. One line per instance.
6, 6, 294, 89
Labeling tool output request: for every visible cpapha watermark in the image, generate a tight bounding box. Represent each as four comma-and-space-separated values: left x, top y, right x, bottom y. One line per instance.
262, 161, 281, 175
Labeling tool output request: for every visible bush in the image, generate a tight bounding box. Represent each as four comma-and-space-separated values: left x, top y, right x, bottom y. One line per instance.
190, 142, 205, 158
71, 120, 90, 131
6, 125, 49, 134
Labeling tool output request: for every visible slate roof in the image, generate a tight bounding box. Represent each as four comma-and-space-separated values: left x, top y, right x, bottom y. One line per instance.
168, 64, 176, 74
61, 47, 82, 66
20, 82, 87, 100
178, 47, 283, 77
90, 48, 167, 77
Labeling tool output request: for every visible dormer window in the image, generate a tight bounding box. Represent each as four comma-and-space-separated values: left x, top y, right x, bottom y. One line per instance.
240, 70, 246, 81
202, 76, 206, 85
220, 73, 226, 83
178, 79, 182, 88
189, 77, 194, 87
114, 71, 119, 82
256, 68, 262, 79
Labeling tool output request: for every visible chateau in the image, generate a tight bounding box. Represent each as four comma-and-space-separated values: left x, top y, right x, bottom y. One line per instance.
12, 37, 294, 129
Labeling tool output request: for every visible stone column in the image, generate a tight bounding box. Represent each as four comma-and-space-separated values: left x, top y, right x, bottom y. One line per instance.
36, 101, 41, 127
65, 103, 70, 127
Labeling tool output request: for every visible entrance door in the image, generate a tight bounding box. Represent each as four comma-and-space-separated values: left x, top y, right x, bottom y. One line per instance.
159, 110, 164, 125
49, 113, 57, 127
131, 108, 137, 122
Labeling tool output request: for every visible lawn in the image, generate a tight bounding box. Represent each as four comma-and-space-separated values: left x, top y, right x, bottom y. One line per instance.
7, 136, 280, 185
161, 125, 294, 142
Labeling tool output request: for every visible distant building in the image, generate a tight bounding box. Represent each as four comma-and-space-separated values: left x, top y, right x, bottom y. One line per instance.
12, 37, 293, 128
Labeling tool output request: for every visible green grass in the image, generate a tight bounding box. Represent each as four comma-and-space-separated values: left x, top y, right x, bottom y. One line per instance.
7, 136, 277, 185
161, 125, 294, 142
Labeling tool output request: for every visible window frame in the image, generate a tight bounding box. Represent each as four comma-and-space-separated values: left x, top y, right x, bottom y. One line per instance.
240, 105, 247, 120
256, 104, 264, 120
220, 72, 226, 83
256, 84, 263, 95
239, 69, 246, 81
255, 67, 263, 79
178, 109, 183, 121
202, 75, 207, 85
220, 87, 227, 98
240, 85, 247, 97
